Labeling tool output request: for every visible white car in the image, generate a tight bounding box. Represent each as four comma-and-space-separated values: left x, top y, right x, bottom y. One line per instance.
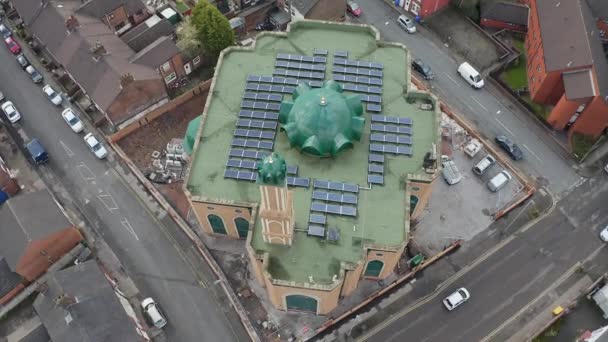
443, 287, 470, 311
1, 101, 21, 123
141, 297, 167, 329
600, 225, 608, 242
84, 133, 108, 159
42, 84, 62, 105
61, 108, 83, 133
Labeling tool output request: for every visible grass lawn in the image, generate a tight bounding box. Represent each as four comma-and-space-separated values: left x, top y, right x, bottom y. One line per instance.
571, 133, 598, 161
502, 39, 527, 89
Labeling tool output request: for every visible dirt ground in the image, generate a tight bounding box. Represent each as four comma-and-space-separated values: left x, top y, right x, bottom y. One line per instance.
426, 7, 507, 72
118, 91, 207, 171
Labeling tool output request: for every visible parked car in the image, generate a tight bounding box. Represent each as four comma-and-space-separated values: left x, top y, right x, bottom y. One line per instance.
1, 101, 21, 123
457, 62, 484, 89
347, 1, 362, 16
84, 132, 108, 159
443, 287, 470, 311
141, 297, 167, 329
25, 65, 43, 83
412, 58, 434, 80
472, 155, 496, 176
397, 15, 416, 33
442, 160, 462, 185
25, 138, 49, 164
42, 84, 62, 105
16, 53, 29, 69
4, 37, 21, 54
61, 108, 84, 133
600, 225, 608, 242
0, 91, 4, 102
0, 24, 12, 39
495, 135, 523, 160
487, 170, 512, 192
255, 21, 274, 31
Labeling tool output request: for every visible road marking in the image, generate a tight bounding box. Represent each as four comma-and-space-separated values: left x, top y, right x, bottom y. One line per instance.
60, 140, 74, 158
472, 97, 488, 111
495, 118, 515, 136
120, 217, 140, 241
523, 144, 542, 162
98, 190, 119, 211
443, 72, 459, 85
76, 162, 96, 181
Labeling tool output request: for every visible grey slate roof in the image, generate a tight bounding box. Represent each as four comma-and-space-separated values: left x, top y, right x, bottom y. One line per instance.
121, 15, 175, 52
33, 260, 139, 342
0, 190, 71, 269
563, 69, 596, 100
130, 36, 179, 68
291, 0, 321, 15
0, 257, 22, 298
481, 1, 529, 26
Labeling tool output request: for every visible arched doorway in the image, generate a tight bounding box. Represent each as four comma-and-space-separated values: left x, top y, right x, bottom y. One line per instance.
234, 217, 249, 238
364, 260, 384, 277
207, 214, 227, 235
285, 294, 318, 314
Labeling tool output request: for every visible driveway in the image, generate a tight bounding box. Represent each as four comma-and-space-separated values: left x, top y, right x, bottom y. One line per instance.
0, 38, 248, 341
351, 0, 582, 197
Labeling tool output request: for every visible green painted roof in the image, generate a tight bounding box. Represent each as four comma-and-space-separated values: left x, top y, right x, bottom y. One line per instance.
184, 115, 202, 155
279, 81, 364, 157
185, 21, 439, 284
257, 153, 287, 186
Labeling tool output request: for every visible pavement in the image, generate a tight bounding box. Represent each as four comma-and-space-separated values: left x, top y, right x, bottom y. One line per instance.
0, 25, 249, 342
351, 0, 582, 198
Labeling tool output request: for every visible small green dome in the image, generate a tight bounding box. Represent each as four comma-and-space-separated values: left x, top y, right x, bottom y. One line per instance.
257, 153, 287, 186
278, 81, 364, 157
184, 115, 202, 155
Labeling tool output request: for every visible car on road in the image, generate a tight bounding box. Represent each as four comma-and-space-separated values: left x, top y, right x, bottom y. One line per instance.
457, 62, 484, 89
600, 225, 608, 242
141, 297, 167, 329
495, 135, 523, 160
61, 108, 84, 133
0, 24, 12, 39
412, 58, 434, 80
42, 84, 62, 105
25, 138, 49, 164
443, 287, 470, 311
16, 53, 29, 69
1, 101, 21, 123
398, 15, 416, 33
25, 65, 43, 83
4, 37, 21, 54
84, 132, 108, 159
347, 1, 362, 16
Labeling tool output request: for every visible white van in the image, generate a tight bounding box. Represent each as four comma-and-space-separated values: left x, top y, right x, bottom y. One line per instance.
457, 62, 484, 89
472, 155, 496, 176
442, 160, 462, 185
487, 170, 511, 192
397, 15, 416, 33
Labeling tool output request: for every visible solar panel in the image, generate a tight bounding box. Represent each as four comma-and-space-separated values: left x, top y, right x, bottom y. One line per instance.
314, 180, 359, 193
308, 225, 326, 237
229, 149, 269, 159
276, 60, 289, 68
367, 104, 382, 112
309, 213, 326, 225
239, 110, 279, 120
242, 101, 281, 111
368, 163, 384, 174
370, 62, 384, 70
371, 115, 413, 126
225, 169, 257, 181
334, 58, 346, 66
370, 133, 412, 145
226, 158, 257, 169
231, 138, 274, 150
310, 202, 357, 217
308, 80, 324, 87
359, 95, 382, 104
312, 190, 358, 205
276, 53, 290, 60
334, 51, 348, 58
260, 76, 273, 83
399, 117, 413, 125
369, 144, 412, 156
313, 56, 327, 63
368, 174, 384, 185
286, 177, 310, 188
368, 86, 382, 94
314, 48, 328, 56
236, 119, 278, 130
369, 153, 385, 163
243, 92, 283, 102
234, 129, 276, 140
224, 169, 238, 179
369, 78, 383, 86
287, 165, 298, 175
370, 123, 412, 135
247, 75, 261, 82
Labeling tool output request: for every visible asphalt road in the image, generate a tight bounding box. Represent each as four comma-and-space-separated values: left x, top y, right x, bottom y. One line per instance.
358, 173, 608, 341
0, 41, 247, 340
352, 0, 581, 196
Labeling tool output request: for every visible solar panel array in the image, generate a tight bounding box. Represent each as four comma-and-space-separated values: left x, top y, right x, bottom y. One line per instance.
307, 179, 360, 219
274, 53, 327, 82
241, 100, 281, 111
369, 143, 412, 156
359, 94, 382, 104
371, 123, 412, 135
313, 180, 359, 193
341, 84, 382, 94
243, 92, 283, 102
237, 119, 277, 130
333, 66, 384, 78
333, 74, 383, 86
334, 51, 348, 58
311, 202, 357, 217
273, 69, 325, 80
334, 58, 384, 70
312, 190, 358, 205
367, 104, 382, 112
370, 133, 412, 145
275, 60, 326, 71
276, 53, 327, 64
234, 128, 276, 140
246, 75, 324, 92
308, 212, 326, 237
314, 48, 328, 56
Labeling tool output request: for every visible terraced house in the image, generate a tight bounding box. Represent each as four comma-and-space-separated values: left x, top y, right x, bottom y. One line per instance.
184, 21, 440, 314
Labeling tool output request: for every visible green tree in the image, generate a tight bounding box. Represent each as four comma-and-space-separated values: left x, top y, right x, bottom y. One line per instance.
191, 1, 234, 58
176, 17, 203, 59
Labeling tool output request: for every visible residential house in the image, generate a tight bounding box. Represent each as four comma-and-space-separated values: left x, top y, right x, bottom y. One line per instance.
279, 0, 346, 22
525, 0, 608, 139
0, 190, 83, 305
34, 260, 142, 342
12, 0, 174, 129
480, 1, 529, 32
394, 0, 451, 19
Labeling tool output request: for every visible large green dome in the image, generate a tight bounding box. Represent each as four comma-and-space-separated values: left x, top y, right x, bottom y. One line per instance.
278, 81, 364, 157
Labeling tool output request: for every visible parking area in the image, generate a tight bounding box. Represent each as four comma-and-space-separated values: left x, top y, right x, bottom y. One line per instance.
412, 114, 524, 255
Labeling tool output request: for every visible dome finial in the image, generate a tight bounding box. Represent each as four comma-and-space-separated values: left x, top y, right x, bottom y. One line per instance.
320, 96, 327, 106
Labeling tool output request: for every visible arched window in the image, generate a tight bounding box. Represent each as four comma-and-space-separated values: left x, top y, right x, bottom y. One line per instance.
234, 217, 249, 238
207, 214, 227, 235
285, 294, 318, 313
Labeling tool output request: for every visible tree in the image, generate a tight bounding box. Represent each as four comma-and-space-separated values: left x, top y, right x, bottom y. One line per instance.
191, 1, 234, 58
176, 17, 203, 60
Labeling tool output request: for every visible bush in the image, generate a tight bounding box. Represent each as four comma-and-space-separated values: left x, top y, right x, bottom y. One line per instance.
571, 133, 597, 160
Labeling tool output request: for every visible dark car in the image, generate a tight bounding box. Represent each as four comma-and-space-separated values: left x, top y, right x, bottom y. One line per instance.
255, 22, 274, 31
495, 135, 523, 160
0, 24, 12, 39
412, 58, 434, 80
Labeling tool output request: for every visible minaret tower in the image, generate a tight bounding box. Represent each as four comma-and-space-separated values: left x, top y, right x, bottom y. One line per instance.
257, 153, 295, 246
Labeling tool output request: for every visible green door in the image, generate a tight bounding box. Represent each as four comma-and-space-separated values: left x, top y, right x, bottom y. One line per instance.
285, 295, 318, 313
208, 214, 227, 235
234, 217, 249, 238
364, 260, 384, 277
